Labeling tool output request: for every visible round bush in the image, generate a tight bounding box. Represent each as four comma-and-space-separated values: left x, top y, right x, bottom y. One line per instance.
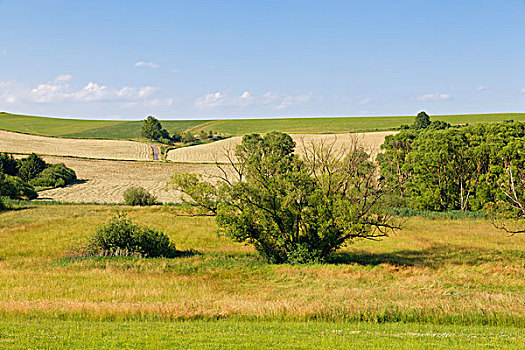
123, 186, 158, 206
89, 213, 176, 258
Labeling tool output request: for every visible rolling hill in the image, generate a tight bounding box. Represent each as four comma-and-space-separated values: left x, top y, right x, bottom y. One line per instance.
1, 112, 525, 139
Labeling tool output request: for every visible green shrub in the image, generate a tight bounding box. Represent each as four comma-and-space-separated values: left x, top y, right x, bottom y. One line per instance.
89, 213, 176, 258
0, 196, 6, 211
0, 153, 19, 176
123, 187, 158, 206
29, 163, 77, 188
0, 174, 37, 200
18, 153, 46, 182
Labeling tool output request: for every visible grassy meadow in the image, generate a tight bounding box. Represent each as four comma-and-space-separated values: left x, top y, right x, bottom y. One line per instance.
0, 204, 524, 347
1, 317, 523, 349
2, 112, 525, 139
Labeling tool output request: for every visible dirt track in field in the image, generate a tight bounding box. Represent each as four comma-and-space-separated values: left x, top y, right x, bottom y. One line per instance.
0, 130, 151, 161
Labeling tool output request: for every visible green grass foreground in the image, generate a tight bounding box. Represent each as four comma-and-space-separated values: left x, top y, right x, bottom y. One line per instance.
2, 112, 525, 138
0, 317, 523, 349
0, 204, 524, 347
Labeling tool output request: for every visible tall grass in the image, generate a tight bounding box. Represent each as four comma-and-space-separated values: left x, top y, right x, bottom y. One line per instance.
0, 205, 523, 325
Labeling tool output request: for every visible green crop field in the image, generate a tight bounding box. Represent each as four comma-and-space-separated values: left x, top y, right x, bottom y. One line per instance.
189, 113, 525, 135
0, 113, 208, 139
0, 204, 523, 348
2, 112, 525, 139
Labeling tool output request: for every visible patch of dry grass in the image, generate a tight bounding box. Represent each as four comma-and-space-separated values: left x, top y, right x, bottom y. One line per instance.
0, 205, 523, 324
0, 130, 151, 161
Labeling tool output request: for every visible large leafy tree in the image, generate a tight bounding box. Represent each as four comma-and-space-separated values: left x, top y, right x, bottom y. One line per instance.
170, 132, 399, 263
141, 116, 170, 141
412, 111, 431, 130
484, 137, 525, 234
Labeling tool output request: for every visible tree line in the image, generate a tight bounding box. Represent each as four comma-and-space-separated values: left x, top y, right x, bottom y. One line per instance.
0, 153, 77, 203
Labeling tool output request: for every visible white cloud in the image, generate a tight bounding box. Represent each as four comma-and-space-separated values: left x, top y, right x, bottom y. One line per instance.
194, 91, 311, 110
520, 88, 525, 93
415, 93, 451, 102
134, 61, 160, 69
477, 85, 488, 91
195, 91, 227, 108
0, 76, 165, 107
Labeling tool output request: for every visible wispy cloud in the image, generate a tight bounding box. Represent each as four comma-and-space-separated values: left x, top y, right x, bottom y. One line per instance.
134, 61, 160, 69
358, 97, 373, 105
415, 93, 451, 102
520, 88, 525, 93
194, 91, 312, 110
194, 91, 228, 108
477, 85, 488, 91
275, 93, 312, 110
54, 74, 73, 83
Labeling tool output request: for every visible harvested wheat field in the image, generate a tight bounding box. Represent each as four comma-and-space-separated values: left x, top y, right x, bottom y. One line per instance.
0, 130, 152, 161
37, 156, 231, 203
166, 131, 397, 163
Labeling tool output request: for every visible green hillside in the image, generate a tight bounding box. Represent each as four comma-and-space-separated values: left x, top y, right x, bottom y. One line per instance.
191, 113, 525, 135
1, 112, 524, 139
0, 113, 208, 139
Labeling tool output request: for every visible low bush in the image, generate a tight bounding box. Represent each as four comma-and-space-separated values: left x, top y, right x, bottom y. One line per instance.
0, 174, 38, 200
88, 213, 176, 258
123, 186, 158, 206
29, 163, 77, 188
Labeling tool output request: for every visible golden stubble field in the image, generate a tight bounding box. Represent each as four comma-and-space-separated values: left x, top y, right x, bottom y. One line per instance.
0, 130, 152, 161
37, 156, 232, 203
2, 130, 395, 203
166, 131, 397, 163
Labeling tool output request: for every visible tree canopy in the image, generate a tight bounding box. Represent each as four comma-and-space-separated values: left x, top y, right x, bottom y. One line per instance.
378, 121, 525, 216
170, 132, 399, 263
141, 116, 170, 142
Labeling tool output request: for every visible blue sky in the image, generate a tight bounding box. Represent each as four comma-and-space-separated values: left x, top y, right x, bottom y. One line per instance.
0, 0, 524, 120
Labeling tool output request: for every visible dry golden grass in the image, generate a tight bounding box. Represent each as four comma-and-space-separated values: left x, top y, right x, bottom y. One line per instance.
166, 131, 397, 163
0, 205, 523, 323
37, 156, 231, 203
0, 130, 151, 161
